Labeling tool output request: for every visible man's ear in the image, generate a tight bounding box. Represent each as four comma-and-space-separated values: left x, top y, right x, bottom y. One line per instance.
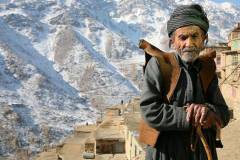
169, 35, 175, 49
204, 34, 208, 46
169, 39, 172, 48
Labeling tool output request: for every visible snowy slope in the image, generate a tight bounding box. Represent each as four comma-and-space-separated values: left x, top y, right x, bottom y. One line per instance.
0, 0, 239, 157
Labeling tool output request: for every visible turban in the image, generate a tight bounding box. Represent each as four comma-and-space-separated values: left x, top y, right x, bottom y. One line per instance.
167, 4, 209, 37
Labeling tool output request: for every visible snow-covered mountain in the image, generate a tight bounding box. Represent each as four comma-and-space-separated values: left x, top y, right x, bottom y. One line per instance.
0, 0, 239, 158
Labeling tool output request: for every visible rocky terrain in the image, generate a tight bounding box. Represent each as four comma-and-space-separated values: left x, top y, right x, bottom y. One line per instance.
0, 0, 240, 158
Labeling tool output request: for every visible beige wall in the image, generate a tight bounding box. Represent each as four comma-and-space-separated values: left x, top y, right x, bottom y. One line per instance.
125, 127, 144, 160
220, 84, 240, 119
224, 54, 238, 77
220, 40, 240, 119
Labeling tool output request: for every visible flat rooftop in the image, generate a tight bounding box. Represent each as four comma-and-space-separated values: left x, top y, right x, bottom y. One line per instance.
95, 116, 125, 140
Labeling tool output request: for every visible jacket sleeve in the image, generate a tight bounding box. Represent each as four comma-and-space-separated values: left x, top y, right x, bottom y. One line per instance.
140, 57, 190, 131
205, 75, 230, 128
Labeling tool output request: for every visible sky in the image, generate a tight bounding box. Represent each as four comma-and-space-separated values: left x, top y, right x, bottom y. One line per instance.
214, 0, 240, 6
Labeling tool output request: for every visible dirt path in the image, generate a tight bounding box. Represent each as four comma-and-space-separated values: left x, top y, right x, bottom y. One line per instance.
217, 119, 240, 160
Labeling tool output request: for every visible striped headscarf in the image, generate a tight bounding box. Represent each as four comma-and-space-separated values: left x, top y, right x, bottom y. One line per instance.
167, 4, 209, 37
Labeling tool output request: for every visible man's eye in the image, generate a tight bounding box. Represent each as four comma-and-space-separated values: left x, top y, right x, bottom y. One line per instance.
179, 36, 187, 41
192, 35, 198, 39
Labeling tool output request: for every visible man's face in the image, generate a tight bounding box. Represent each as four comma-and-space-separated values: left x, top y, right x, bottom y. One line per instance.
171, 25, 207, 63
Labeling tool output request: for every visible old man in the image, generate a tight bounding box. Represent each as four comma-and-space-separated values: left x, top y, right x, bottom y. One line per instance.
140, 4, 230, 160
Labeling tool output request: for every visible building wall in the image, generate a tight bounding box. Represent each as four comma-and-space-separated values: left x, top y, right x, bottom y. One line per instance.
125, 127, 144, 160
220, 28, 240, 119
221, 83, 240, 119
220, 52, 240, 119
229, 30, 240, 51
223, 53, 239, 77
204, 46, 230, 76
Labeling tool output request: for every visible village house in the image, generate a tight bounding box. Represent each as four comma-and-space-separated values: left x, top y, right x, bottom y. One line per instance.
219, 23, 240, 119
204, 43, 230, 78
124, 98, 145, 160
95, 107, 126, 156
36, 98, 145, 160
125, 114, 144, 160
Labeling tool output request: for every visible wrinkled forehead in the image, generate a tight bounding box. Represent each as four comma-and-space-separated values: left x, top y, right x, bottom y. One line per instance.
174, 25, 204, 36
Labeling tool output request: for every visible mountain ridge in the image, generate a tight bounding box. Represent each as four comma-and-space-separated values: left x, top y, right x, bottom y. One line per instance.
0, 0, 239, 157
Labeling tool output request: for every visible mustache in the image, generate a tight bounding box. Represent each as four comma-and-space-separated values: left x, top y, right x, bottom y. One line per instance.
182, 47, 201, 53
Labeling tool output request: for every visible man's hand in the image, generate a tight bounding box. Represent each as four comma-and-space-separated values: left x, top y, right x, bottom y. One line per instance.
186, 103, 210, 126
186, 103, 221, 128
202, 111, 222, 128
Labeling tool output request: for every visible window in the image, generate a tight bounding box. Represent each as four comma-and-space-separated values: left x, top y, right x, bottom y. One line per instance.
232, 54, 239, 66
85, 143, 94, 153
130, 134, 132, 146
216, 56, 221, 65
135, 145, 137, 156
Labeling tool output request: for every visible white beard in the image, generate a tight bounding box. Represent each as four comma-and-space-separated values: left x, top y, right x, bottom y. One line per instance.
178, 47, 203, 63
181, 51, 199, 63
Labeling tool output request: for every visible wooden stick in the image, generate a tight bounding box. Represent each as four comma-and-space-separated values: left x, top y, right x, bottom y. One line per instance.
196, 126, 213, 160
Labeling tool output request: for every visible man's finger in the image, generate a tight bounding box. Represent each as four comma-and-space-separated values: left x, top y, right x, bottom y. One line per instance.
186, 105, 194, 122
200, 107, 209, 124
194, 107, 202, 125
192, 104, 199, 117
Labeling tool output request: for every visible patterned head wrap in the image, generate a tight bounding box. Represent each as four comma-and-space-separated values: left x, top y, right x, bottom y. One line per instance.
167, 4, 209, 37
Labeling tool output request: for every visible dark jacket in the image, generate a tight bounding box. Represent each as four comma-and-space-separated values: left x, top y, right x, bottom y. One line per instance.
140, 54, 230, 160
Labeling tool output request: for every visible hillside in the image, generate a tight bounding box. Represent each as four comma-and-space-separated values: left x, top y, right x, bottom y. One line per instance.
0, 0, 239, 158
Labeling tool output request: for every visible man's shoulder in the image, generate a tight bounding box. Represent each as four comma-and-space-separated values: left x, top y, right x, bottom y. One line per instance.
145, 57, 161, 73
145, 53, 179, 78
149, 52, 178, 66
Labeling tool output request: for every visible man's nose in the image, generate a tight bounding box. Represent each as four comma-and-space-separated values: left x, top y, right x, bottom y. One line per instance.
185, 38, 195, 47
